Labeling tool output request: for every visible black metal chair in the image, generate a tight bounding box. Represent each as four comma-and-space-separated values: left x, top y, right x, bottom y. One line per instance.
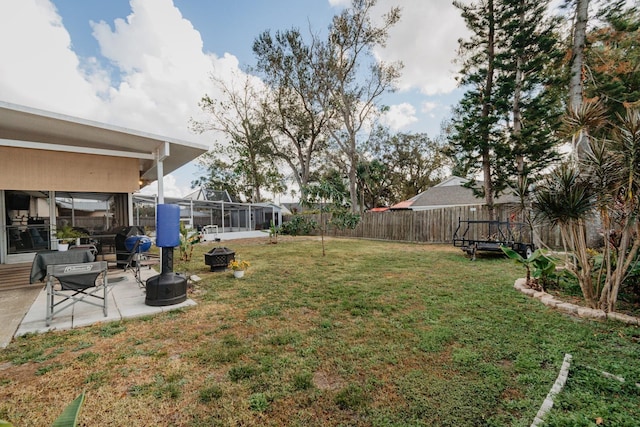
70, 244, 99, 258
45, 261, 109, 326
122, 239, 160, 288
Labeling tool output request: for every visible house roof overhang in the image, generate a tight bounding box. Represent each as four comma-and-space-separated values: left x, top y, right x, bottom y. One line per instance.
0, 101, 208, 185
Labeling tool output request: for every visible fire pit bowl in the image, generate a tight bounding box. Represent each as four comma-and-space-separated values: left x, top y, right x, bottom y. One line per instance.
204, 247, 235, 272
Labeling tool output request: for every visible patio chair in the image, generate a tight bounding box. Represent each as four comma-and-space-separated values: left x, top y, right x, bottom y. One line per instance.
70, 244, 99, 258
123, 238, 160, 288
45, 261, 109, 326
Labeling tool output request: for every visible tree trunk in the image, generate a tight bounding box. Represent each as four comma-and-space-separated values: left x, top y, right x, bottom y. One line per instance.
512, 6, 525, 188
569, 0, 588, 111
571, 219, 597, 308
570, 0, 589, 160
601, 222, 640, 313
482, 148, 495, 220
349, 162, 358, 213
481, 0, 496, 221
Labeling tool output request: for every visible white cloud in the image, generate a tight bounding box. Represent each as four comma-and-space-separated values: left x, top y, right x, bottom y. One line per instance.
139, 174, 189, 198
422, 102, 437, 113
372, 0, 469, 96
0, 0, 103, 116
381, 102, 418, 130
0, 0, 247, 149
327, 0, 350, 6
0, 0, 471, 196
90, 0, 237, 144
0, 0, 255, 197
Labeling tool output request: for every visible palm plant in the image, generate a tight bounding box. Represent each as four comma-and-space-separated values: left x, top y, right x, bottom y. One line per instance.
590, 108, 640, 312
533, 105, 640, 312
533, 163, 597, 306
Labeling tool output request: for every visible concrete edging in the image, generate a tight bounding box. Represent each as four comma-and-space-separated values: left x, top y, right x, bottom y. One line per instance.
530, 353, 573, 427
513, 278, 640, 326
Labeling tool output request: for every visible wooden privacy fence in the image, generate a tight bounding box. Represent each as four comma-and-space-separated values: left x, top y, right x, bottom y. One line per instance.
292, 204, 563, 248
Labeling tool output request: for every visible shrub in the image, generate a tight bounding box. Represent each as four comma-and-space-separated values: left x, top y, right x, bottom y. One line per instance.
280, 215, 317, 236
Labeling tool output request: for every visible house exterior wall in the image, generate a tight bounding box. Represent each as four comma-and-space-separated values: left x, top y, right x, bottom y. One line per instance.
0, 147, 139, 192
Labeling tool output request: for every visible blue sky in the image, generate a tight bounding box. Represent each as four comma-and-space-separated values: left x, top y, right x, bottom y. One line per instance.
0, 0, 468, 199
52, 0, 339, 81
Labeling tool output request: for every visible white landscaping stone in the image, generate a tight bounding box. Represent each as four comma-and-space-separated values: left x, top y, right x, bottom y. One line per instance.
539, 296, 558, 307
607, 312, 639, 325
512, 279, 640, 325
514, 278, 528, 289
556, 303, 578, 314
577, 307, 606, 320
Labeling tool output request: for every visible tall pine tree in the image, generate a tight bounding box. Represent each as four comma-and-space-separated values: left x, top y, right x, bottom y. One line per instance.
449, 0, 501, 219
448, 0, 563, 218
495, 0, 564, 185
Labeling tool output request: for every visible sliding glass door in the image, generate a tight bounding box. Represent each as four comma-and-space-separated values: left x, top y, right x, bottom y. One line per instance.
2, 190, 53, 263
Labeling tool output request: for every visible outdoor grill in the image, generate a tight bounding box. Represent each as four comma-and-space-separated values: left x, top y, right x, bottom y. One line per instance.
113, 225, 145, 268
204, 247, 235, 272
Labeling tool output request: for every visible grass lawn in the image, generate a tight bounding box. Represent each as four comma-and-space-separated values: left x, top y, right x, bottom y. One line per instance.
1, 237, 639, 426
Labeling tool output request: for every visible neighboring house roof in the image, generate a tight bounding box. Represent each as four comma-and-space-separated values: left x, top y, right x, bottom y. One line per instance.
282, 203, 302, 213
0, 101, 208, 184
184, 187, 233, 203
253, 202, 283, 210
390, 176, 519, 211
389, 194, 419, 210
278, 205, 293, 215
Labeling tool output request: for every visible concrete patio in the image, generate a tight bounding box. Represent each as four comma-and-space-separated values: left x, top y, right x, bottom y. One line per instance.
0, 230, 267, 348
14, 268, 196, 338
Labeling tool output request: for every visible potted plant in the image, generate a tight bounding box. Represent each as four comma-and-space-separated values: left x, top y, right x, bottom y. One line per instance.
228, 259, 250, 278
55, 225, 85, 251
